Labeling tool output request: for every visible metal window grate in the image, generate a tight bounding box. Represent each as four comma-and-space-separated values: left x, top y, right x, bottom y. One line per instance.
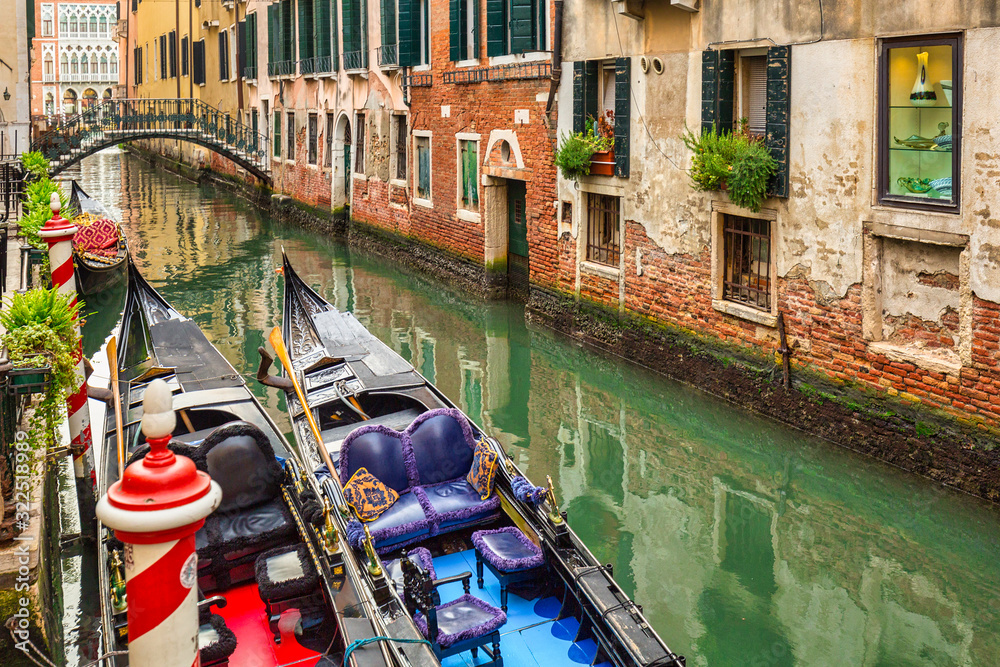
722, 213, 771, 311
308, 113, 318, 165
586, 193, 620, 266
395, 116, 406, 180
355, 115, 365, 173
442, 62, 551, 85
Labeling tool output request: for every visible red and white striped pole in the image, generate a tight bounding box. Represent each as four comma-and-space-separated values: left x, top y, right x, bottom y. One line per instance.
97, 379, 221, 667
38, 191, 96, 494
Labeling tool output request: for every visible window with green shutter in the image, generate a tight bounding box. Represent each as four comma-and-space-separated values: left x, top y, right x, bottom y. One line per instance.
486, 0, 505, 56
398, 0, 419, 65
614, 57, 630, 178
281, 0, 295, 66
460, 140, 478, 209
274, 111, 281, 157
572, 60, 599, 134
267, 5, 277, 68
485, 0, 543, 56
299, 0, 314, 68
192, 40, 205, 84
313, 0, 333, 72
381, 0, 397, 52
342, 0, 367, 69
450, 0, 478, 61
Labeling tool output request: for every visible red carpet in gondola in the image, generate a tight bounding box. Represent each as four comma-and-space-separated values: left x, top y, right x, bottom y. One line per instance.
216, 581, 323, 666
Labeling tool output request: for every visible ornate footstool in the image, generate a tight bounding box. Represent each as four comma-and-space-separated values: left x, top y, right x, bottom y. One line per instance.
472, 527, 545, 612
254, 544, 322, 643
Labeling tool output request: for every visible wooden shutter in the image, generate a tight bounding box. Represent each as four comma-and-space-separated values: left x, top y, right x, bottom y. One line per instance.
449, 0, 462, 61
701, 49, 735, 134
509, 0, 533, 54
282, 0, 295, 63
342, 0, 358, 57
614, 56, 630, 178
160, 35, 167, 79
193, 40, 205, 84
314, 0, 331, 66
218, 31, 227, 79
169, 30, 177, 77
584, 61, 598, 123
398, 0, 417, 65
299, 0, 313, 61
237, 21, 246, 74
268, 4, 277, 64
382, 0, 396, 52
329, 0, 338, 69
573, 61, 584, 133
486, 0, 504, 56
766, 45, 791, 198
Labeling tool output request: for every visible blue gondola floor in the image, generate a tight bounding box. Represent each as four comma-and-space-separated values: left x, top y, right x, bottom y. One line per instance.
428, 550, 611, 667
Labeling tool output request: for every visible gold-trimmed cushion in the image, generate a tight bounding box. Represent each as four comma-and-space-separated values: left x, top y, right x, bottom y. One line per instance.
343, 467, 398, 522
466, 439, 498, 501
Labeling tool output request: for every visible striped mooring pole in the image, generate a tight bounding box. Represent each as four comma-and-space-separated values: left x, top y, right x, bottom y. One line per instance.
38, 192, 97, 508
97, 379, 222, 667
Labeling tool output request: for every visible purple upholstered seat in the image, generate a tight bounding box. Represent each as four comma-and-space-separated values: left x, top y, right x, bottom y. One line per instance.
414, 595, 507, 648
472, 528, 544, 572
426, 479, 501, 530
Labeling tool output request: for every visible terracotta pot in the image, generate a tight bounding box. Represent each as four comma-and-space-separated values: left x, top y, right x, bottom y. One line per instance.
589, 150, 615, 176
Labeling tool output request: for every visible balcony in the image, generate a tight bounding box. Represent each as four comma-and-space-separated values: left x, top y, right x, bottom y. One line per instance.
343, 50, 366, 72
442, 62, 551, 85
267, 60, 296, 77
298, 56, 335, 76
58, 71, 119, 83
377, 44, 398, 69
243, 65, 257, 81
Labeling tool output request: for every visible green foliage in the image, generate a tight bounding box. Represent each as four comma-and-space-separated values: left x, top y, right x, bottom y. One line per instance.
1, 288, 82, 449
18, 175, 70, 251
19, 151, 50, 181
681, 123, 777, 213
555, 126, 614, 180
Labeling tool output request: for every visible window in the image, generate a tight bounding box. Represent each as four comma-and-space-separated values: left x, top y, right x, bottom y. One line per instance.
90, 15, 97, 34
312, 0, 335, 72
218, 30, 230, 80
486, 0, 545, 56
878, 34, 960, 211
381, 0, 396, 63
81, 54, 88, 75
69, 17, 77, 33
721, 213, 771, 312
59, 16, 67, 35
99, 16, 107, 37
100, 55, 107, 74
192, 39, 206, 85
586, 193, 620, 267
158, 34, 166, 79
169, 31, 177, 78
702, 46, 790, 197
243, 14, 258, 78
308, 113, 318, 164
132, 47, 141, 84
61, 54, 68, 75
181, 36, 189, 76
44, 56, 53, 76
450, 0, 478, 61
287, 111, 295, 159
273, 111, 282, 158
415, 134, 431, 200
398, 0, 429, 66
299, 0, 314, 69
342, 0, 367, 69
43, 19, 53, 36
325, 113, 334, 167
354, 114, 365, 173
393, 115, 406, 180
71, 55, 79, 75
573, 58, 631, 178
110, 54, 117, 74
459, 140, 478, 209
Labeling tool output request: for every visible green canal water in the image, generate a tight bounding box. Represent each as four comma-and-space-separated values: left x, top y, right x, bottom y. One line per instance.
60, 149, 1000, 666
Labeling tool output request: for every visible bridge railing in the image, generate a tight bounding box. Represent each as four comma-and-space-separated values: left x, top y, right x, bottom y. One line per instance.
31, 98, 271, 178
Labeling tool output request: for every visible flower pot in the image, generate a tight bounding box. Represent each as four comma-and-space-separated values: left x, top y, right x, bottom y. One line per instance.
589, 150, 615, 176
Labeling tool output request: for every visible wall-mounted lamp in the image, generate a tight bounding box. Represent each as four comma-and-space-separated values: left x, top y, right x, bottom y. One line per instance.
3, 88, 9, 101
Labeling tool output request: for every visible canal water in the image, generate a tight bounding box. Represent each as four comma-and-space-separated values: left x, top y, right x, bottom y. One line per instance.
58, 148, 1000, 666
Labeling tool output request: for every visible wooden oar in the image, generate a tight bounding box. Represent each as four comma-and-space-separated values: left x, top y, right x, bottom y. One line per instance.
268, 327, 339, 479
107, 336, 125, 479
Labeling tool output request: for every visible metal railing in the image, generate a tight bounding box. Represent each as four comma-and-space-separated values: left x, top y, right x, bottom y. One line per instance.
300, 56, 335, 75
31, 98, 271, 179
343, 50, 366, 71
443, 62, 551, 85
243, 65, 257, 80
377, 44, 398, 68
267, 60, 297, 77
57, 71, 119, 83
0, 160, 24, 225
401, 73, 432, 88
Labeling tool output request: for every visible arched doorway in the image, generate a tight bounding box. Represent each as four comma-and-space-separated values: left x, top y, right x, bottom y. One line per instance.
63, 89, 78, 115
103, 88, 112, 100
81, 88, 98, 110
333, 113, 352, 210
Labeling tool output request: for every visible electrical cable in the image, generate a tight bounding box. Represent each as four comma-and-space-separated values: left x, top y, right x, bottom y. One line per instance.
342, 635, 432, 666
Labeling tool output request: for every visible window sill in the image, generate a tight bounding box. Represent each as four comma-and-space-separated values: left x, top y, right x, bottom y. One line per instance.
456, 208, 480, 223
488, 52, 550, 67
412, 64, 431, 72
352, 172, 367, 180
712, 299, 777, 327
580, 260, 619, 280
456, 59, 479, 68
413, 196, 433, 209
869, 341, 961, 376
389, 178, 407, 188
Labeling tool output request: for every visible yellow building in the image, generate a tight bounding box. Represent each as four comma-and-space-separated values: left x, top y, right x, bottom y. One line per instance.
130, 0, 256, 172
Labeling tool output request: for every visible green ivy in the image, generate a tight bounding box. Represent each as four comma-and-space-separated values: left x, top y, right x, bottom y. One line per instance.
1, 288, 82, 450
19, 151, 50, 181
555, 126, 614, 181
681, 123, 777, 213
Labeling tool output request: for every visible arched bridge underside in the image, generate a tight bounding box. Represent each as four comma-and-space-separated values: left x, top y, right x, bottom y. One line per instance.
32, 99, 271, 183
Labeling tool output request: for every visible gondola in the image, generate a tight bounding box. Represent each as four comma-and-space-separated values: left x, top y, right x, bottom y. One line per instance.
69, 181, 128, 295
257, 253, 687, 667
93, 260, 419, 666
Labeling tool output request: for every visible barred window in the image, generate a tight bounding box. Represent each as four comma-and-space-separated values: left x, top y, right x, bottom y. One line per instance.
394, 115, 407, 180
586, 193, 620, 266
722, 213, 771, 311
325, 113, 334, 168
286, 111, 295, 159
308, 113, 318, 165
355, 114, 366, 174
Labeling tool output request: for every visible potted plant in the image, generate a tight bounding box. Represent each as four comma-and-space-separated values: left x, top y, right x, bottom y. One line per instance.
1, 287, 82, 448
555, 117, 615, 180
681, 121, 778, 213
589, 111, 616, 176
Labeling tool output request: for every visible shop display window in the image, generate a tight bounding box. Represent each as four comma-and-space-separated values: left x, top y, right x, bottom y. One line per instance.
879, 35, 961, 211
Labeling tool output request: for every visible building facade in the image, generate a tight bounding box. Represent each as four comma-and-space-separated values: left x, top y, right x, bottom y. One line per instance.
551, 1, 1000, 428
29, 0, 121, 122
1, 0, 32, 154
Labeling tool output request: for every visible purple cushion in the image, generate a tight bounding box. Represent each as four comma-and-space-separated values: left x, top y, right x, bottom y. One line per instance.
366, 491, 432, 548
408, 410, 476, 486
414, 594, 506, 648
472, 528, 545, 572
424, 480, 501, 528
339, 425, 410, 493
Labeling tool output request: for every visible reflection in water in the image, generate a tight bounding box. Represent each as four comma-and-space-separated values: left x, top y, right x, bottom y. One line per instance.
63, 150, 1000, 666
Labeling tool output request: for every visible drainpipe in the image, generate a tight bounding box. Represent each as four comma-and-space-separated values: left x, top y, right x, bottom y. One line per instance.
544, 0, 563, 120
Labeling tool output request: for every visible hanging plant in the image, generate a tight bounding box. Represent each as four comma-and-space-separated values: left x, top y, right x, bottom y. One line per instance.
1, 288, 82, 450
555, 117, 614, 180
681, 122, 777, 213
